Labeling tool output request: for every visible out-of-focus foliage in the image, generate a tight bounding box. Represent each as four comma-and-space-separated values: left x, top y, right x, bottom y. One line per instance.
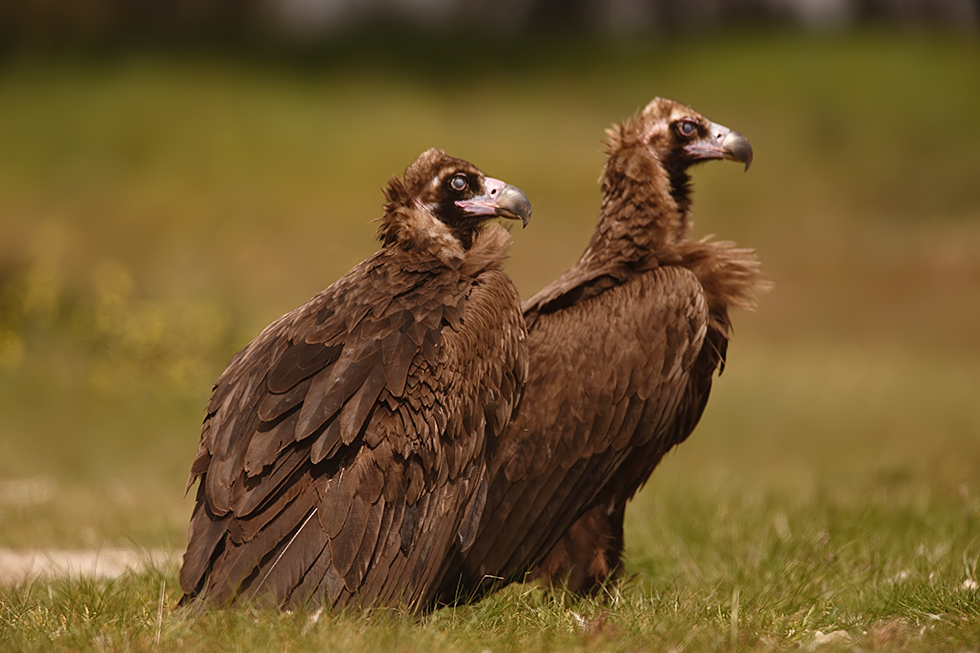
0, 0, 975, 50
0, 248, 243, 394
0, 0, 263, 49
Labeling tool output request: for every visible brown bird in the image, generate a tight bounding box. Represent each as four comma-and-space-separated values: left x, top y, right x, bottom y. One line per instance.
444, 98, 767, 598
179, 148, 531, 612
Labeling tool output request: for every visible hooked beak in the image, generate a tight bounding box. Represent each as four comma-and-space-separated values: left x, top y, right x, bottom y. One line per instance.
684, 121, 753, 171
455, 177, 532, 228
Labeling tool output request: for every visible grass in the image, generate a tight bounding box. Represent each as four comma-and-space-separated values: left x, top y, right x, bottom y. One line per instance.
1, 29, 980, 650
2, 468, 978, 652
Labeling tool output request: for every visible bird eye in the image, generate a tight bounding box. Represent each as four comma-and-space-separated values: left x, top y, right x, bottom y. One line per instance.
675, 120, 697, 138
448, 174, 468, 192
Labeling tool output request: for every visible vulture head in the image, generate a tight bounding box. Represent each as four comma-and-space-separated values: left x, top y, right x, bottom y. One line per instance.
380, 148, 532, 254
600, 97, 752, 243
608, 97, 752, 172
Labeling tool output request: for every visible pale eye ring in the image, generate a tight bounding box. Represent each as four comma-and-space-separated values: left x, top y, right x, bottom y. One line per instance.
449, 174, 468, 192
676, 120, 697, 138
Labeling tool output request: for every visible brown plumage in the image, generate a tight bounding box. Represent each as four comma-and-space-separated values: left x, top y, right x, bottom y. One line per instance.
443, 98, 768, 598
179, 148, 531, 612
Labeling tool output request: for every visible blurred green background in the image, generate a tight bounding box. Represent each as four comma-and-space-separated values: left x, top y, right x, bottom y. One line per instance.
0, 11, 978, 576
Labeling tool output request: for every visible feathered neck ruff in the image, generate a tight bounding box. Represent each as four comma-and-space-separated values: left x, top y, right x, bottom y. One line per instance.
581, 119, 694, 267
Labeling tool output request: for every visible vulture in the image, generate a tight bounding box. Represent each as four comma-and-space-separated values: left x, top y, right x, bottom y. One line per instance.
444, 98, 768, 598
179, 148, 532, 612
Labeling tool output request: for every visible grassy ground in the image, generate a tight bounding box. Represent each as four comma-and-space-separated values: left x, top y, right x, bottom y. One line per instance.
1, 30, 979, 651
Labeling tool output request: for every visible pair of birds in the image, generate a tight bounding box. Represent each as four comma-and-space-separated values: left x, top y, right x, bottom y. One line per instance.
179, 97, 766, 611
